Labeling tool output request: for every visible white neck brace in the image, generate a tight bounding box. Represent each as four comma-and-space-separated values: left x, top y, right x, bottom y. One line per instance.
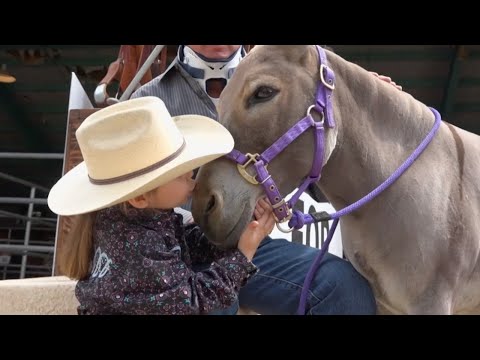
179, 46, 244, 106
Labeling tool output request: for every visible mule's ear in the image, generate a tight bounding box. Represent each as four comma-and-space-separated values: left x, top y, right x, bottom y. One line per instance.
269, 45, 311, 63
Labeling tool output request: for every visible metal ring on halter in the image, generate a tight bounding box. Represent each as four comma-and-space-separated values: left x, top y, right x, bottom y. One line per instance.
320, 64, 335, 90
276, 221, 295, 233
306, 105, 325, 126
236, 153, 261, 185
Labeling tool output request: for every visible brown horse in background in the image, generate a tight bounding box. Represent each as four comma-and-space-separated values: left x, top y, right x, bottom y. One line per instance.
94, 45, 168, 106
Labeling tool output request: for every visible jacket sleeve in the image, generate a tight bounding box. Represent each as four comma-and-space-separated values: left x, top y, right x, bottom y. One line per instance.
184, 223, 230, 264
110, 231, 257, 315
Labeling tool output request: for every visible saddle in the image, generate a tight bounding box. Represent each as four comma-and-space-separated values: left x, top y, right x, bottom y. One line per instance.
94, 45, 169, 106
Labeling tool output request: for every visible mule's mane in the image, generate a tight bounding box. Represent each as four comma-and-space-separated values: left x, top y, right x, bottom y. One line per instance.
322, 46, 436, 150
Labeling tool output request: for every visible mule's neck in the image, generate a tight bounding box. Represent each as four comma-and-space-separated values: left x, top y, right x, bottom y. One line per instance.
318, 51, 437, 209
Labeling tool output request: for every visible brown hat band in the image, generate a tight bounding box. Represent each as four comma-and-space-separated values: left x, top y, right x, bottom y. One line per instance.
88, 139, 186, 185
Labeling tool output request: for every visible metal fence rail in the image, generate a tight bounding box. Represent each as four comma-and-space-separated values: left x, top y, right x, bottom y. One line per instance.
0, 152, 62, 279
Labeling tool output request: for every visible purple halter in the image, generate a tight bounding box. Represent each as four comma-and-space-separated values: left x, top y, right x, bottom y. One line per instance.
225, 45, 442, 314
226, 45, 335, 231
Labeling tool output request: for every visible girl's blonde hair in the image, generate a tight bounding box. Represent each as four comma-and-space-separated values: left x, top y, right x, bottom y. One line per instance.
58, 195, 156, 280
57, 212, 97, 280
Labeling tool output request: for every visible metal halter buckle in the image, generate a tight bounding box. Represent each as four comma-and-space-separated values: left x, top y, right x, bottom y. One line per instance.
237, 153, 264, 185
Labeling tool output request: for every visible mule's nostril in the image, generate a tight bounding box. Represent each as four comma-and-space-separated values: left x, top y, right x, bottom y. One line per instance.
206, 194, 216, 214
204, 191, 223, 218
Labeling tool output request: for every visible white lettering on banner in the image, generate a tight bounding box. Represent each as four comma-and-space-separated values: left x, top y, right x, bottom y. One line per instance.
269, 191, 343, 258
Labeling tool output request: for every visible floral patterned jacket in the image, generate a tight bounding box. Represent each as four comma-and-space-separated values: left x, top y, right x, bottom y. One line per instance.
75, 205, 257, 315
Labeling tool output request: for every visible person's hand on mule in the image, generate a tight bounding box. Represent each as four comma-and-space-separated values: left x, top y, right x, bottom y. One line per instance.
369, 71, 403, 91
237, 198, 275, 261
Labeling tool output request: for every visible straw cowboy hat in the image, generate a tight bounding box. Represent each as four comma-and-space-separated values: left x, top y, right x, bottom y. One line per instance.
48, 96, 234, 216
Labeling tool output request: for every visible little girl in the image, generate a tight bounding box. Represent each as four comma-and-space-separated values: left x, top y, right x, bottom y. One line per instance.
48, 96, 275, 315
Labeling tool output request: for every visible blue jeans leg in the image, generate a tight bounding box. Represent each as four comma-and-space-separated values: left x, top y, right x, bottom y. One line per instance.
208, 301, 239, 315
238, 237, 377, 315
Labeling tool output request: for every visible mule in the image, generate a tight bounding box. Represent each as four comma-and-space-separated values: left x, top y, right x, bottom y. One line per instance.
191, 45, 480, 315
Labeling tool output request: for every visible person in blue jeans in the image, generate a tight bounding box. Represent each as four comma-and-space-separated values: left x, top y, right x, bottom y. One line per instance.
131, 45, 382, 315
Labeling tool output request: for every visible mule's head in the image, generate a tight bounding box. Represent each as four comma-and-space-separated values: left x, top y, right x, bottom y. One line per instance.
192, 45, 339, 248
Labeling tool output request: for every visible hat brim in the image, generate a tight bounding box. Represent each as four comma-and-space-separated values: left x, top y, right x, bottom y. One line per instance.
47, 115, 234, 216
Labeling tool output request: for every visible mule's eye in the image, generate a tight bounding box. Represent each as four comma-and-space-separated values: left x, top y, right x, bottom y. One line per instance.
249, 86, 278, 106
255, 86, 275, 99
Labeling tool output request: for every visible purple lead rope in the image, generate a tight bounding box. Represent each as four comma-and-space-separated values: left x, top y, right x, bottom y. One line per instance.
295, 107, 442, 315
